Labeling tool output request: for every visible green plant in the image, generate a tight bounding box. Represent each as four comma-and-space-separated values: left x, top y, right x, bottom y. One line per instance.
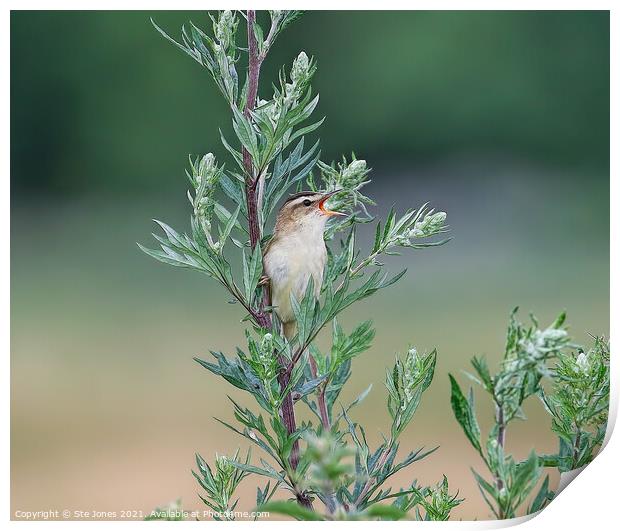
140, 10, 456, 520
193, 450, 251, 519
391, 476, 464, 521
450, 309, 610, 519
540, 336, 610, 472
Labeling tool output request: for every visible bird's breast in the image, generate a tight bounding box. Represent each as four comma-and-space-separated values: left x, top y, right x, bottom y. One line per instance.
264, 235, 326, 323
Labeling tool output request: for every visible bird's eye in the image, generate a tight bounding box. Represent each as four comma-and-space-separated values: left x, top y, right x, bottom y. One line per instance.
302, 199, 312, 206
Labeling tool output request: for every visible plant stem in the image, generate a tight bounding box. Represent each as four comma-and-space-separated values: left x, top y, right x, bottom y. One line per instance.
243, 10, 263, 252
277, 363, 300, 465
494, 403, 507, 518
242, 10, 302, 492
353, 441, 393, 509
572, 428, 582, 469
317, 385, 330, 431
307, 355, 338, 513
496, 405, 506, 450
309, 356, 330, 430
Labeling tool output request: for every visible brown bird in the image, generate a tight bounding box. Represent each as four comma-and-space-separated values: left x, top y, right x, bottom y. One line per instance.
263, 190, 344, 339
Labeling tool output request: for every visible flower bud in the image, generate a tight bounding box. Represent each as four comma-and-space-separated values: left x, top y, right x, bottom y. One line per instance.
346, 159, 367, 175
199, 153, 216, 177
398, 348, 423, 411
215, 453, 235, 480
214, 10, 235, 49
260, 333, 274, 355
540, 328, 568, 342
291, 51, 309, 84
410, 211, 447, 238
576, 351, 589, 372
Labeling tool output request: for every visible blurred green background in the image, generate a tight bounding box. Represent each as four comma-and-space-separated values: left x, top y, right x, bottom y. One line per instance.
11, 10, 609, 520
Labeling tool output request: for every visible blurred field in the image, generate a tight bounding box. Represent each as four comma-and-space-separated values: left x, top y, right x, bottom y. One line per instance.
11, 165, 608, 520
11, 9, 608, 522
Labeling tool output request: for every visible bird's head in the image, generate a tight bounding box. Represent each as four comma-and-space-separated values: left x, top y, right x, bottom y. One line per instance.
275, 190, 345, 233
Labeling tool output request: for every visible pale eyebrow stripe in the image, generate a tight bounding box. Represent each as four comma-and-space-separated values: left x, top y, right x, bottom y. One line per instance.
288, 195, 321, 207
283, 190, 322, 204
284, 190, 315, 203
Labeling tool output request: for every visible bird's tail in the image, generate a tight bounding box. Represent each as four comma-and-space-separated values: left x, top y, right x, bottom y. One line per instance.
283, 321, 297, 341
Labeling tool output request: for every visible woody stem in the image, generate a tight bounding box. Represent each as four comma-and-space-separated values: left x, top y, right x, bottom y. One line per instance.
242, 12, 304, 503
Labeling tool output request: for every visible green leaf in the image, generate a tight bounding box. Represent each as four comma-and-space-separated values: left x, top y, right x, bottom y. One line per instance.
551, 311, 567, 329
219, 129, 245, 170
335, 384, 373, 422
151, 19, 201, 63
471, 356, 494, 392
253, 21, 264, 49
293, 373, 329, 399
228, 460, 283, 482
372, 220, 382, 253
364, 504, 407, 521
194, 352, 271, 411
218, 203, 241, 250
513, 451, 542, 500
449, 374, 482, 456
241, 244, 263, 304
287, 116, 326, 145
537, 453, 561, 468
529, 475, 554, 513
232, 106, 259, 162
471, 468, 499, 517
289, 276, 316, 344
257, 501, 323, 521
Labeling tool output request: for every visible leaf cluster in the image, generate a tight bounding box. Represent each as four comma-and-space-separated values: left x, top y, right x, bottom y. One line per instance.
392, 476, 464, 521
540, 336, 610, 471
449, 309, 572, 518
450, 309, 609, 519
142, 10, 454, 520
193, 450, 251, 520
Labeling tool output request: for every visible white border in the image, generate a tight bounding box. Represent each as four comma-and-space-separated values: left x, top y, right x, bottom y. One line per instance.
4, 1, 616, 528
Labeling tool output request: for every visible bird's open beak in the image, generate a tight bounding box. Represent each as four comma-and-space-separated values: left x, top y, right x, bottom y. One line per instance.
318, 189, 346, 217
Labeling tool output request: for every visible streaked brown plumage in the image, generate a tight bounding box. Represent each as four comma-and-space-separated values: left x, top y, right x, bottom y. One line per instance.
263, 190, 343, 339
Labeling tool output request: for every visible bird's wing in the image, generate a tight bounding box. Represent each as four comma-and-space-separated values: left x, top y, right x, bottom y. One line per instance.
262, 234, 278, 271
263, 234, 274, 257
260, 235, 275, 298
